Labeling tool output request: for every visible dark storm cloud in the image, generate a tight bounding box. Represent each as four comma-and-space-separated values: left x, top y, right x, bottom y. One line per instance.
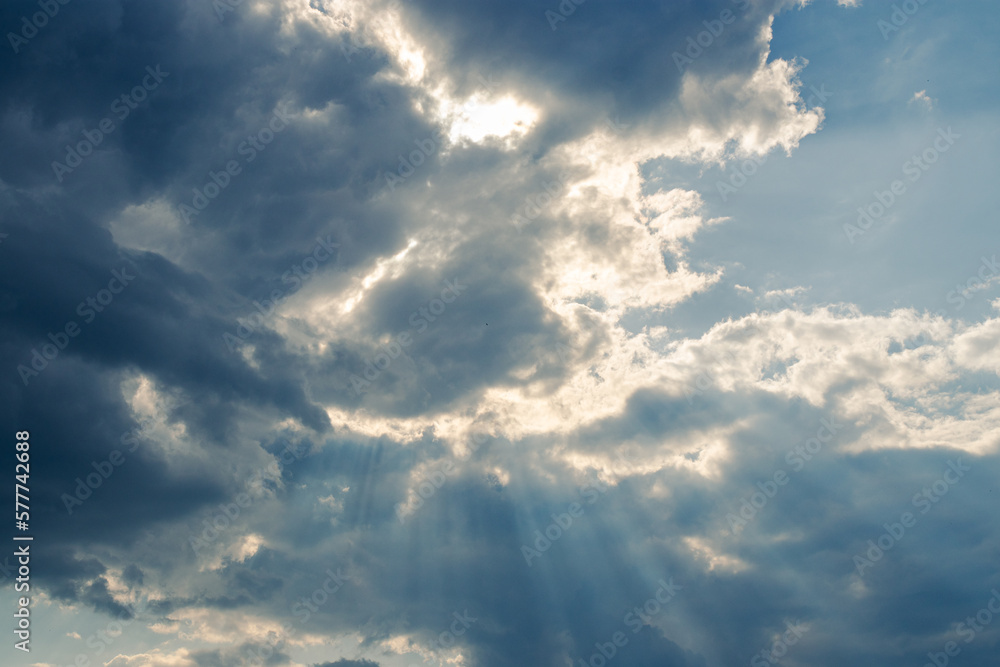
1, 0, 784, 443
402, 0, 777, 134
306, 261, 574, 417
0, 197, 333, 433
122, 563, 144, 587
2, 1, 997, 666
0, 0, 418, 282
80, 576, 135, 618
0, 190, 330, 617
0, 0, 377, 440
216, 385, 994, 667
224, 431, 715, 666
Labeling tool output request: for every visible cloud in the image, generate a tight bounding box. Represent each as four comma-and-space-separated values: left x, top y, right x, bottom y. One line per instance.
1, 0, 997, 666
910, 89, 936, 109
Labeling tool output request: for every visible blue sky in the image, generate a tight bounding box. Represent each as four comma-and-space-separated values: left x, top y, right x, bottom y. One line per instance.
1, 1, 999, 666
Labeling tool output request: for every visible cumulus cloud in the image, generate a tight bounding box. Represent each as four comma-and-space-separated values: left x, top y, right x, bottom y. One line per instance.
1, 0, 996, 666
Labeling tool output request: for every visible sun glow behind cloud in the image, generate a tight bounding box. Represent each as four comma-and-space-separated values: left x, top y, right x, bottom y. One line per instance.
444, 94, 539, 145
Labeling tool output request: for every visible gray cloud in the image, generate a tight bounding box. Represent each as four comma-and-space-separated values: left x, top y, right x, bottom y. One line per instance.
2, 0, 998, 666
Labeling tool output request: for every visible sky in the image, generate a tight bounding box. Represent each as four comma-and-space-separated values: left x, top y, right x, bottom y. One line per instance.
1, 0, 999, 666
